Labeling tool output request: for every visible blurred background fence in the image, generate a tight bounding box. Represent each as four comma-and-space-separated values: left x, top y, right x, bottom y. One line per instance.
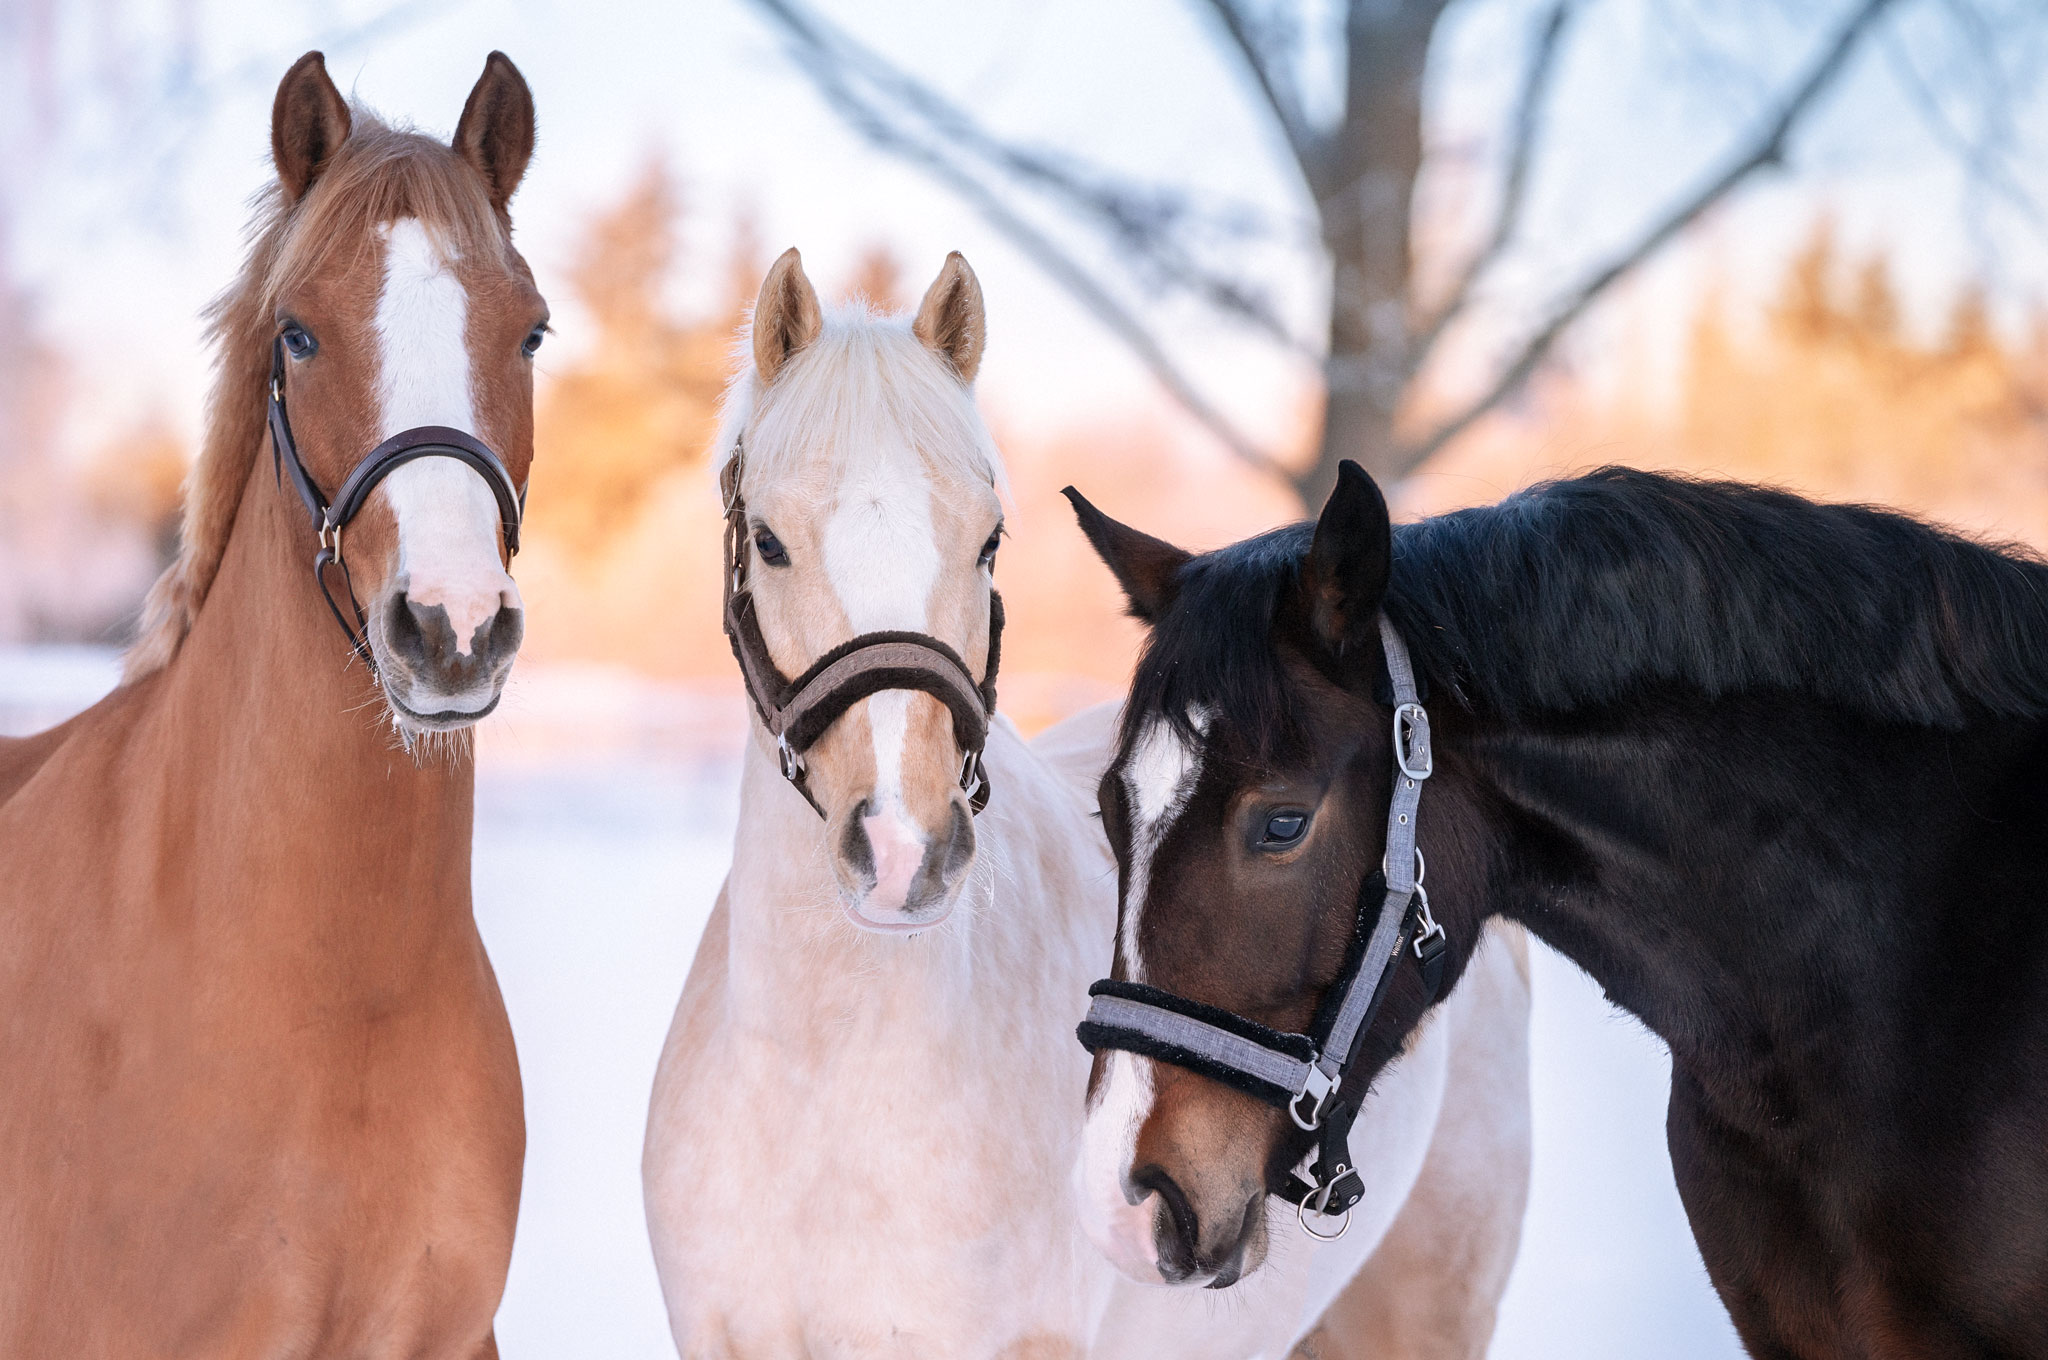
3, 1, 2046, 1355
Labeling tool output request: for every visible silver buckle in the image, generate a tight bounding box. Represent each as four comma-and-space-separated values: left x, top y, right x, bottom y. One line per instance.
776, 735, 805, 784
1411, 883, 1445, 958
1393, 702, 1432, 780
959, 748, 984, 798
1290, 1064, 1336, 1131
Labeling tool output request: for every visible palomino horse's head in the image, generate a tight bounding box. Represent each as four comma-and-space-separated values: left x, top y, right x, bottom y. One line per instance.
1065, 464, 1471, 1286
259, 51, 544, 730
725, 249, 1004, 931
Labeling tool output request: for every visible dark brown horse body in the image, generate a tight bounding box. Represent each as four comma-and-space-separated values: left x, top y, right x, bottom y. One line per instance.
0, 53, 542, 1357
1069, 464, 2048, 1358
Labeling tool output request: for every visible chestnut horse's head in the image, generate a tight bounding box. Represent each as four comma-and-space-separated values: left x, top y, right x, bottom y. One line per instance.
1065, 464, 1471, 1287
721, 248, 1004, 932
128, 51, 547, 731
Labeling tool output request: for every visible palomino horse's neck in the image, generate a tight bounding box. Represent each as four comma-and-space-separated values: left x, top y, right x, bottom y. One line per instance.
140, 435, 477, 977
723, 734, 986, 1025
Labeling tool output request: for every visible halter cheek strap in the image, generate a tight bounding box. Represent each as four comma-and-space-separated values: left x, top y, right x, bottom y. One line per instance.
1076, 614, 1449, 1236
720, 439, 1004, 818
268, 336, 526, 671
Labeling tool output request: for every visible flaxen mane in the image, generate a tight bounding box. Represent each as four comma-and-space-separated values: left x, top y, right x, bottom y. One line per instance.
123, 113, 512, 682
1128, 468, 2048, 754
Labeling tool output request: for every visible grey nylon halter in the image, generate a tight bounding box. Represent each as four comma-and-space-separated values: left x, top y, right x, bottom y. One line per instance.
1077, 614, 1445, 1235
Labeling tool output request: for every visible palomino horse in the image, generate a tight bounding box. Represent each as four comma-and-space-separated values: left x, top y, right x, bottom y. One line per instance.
644, 250, 1533, 1358
0, 53, 543, 1356
1068, 460, 2048, 1359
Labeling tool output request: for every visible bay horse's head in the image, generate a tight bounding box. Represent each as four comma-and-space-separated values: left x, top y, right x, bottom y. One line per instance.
722, 249, 1003, 932
1064, 464, 1473, 1286
248, 52, 544, 729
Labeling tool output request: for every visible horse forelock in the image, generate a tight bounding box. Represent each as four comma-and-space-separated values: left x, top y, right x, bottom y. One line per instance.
123, 112, 516, 684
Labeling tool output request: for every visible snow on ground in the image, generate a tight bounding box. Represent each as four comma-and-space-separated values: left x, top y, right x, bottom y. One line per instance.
1, 648, 1743, 1358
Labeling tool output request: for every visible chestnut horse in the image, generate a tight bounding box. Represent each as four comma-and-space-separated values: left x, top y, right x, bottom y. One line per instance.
644, 250, 1532, 1358
0, 53, 544, 1357
1069, 461, 2048, 1358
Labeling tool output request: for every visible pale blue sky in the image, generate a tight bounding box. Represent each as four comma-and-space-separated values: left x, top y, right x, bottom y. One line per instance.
6, 0, 2044, 465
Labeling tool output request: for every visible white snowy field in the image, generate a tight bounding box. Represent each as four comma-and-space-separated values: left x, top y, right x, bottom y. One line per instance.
2, 647, 1743, 1359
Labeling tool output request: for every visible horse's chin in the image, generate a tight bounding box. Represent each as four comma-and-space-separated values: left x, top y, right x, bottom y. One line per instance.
836, 895, 955, 936
382, 681, 502, 734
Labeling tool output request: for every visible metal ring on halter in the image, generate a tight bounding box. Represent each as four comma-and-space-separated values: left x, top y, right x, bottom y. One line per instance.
1297, 1176, 1353, 1241
777, 735, 805, 783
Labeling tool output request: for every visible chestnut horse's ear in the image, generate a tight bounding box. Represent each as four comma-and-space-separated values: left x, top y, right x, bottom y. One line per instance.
271, 52, 352, 201
912, 252, 985, 383
1063, 487, 1192, 624
753, 247, 824, 383
453, 52, 536, 213
1300, 460, 1392, 657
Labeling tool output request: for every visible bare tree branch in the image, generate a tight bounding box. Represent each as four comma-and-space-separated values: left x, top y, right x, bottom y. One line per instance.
749, 0, 1323, 364
1201, 0, 1323, 170
1407, 0, 1575, 374
1404, 0, 1901, 465
751, 0, 1295, 481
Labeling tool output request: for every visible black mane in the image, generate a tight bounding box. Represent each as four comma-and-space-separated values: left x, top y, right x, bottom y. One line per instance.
1129, 467, 2048, 750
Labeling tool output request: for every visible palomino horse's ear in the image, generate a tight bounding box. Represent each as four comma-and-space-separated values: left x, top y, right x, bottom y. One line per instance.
454, 52, 536, 213
1301, 460, 1392, 656
271, 52, 352, 202
1063, 487, 1193, 624
753, 247, 824, 383
913, 252, 985, 383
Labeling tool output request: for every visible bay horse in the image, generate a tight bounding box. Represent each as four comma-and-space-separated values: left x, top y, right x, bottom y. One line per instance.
643, 250, 1534, 1358
0, 52, 544, 1357
1066, 459, 2048, 1358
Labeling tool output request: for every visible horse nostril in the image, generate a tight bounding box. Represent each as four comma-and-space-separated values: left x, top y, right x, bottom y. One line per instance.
1132, 1163, 1200, 1277
481, 599, 523, 667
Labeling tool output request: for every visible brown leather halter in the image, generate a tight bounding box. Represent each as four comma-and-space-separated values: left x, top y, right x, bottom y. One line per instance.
719, 440, 1003, 819
268, 336, 525, 671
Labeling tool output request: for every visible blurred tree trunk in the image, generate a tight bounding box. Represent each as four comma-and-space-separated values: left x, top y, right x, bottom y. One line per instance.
1301, 0, 1442, 504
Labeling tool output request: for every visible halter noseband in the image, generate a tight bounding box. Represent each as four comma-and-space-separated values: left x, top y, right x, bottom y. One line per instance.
719, 439, 1003, 819
1076, 614, 1448, 1238
268, 336, 525, 671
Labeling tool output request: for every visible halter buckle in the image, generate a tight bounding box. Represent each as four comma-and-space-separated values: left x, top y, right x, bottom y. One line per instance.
1290, 1064, 1337, 1132
1296, 1162, 1359, 1240
960, 748, 985, 799
776, 735, 806, 784
1411, 886, 1446, 960
1393, 702, 1433, 781
319, 517, 345, 566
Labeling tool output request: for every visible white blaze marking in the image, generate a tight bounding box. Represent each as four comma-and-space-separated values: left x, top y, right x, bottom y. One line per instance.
1117, 712, 1207, 983
822, 433, 939, 812
1078, 1049, 1165, 1280
1076, 710, 1209, 1266
372, 218, 513, 653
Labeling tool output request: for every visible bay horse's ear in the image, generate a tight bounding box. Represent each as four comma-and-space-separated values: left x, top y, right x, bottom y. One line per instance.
1063, 487, 1192, 624
271, 52, 352, 202
454, 52, 536, 213
754, 247, 824, 383
1300, 460, 1393, 656
913, 252, 985, 383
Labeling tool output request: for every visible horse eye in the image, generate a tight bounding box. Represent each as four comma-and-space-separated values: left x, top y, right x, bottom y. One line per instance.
521, 324, 547, 357
280, 324, 317, 360
978, 529, 1001, 569
1261, 811, 1308, 847
754, 528, 790, 567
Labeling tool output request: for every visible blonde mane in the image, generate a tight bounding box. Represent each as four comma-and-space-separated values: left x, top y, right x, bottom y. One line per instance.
123, 113, 512, 682
717, 301, 1009, 501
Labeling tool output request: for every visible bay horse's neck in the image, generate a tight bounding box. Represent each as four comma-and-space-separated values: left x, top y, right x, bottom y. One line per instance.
1464, 690, 2048, 1112
139, 442, 477, 975
724, 736, 982, 1029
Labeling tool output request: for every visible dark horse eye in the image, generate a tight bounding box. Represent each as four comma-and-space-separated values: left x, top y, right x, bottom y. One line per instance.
754, 528, 790, 568
280, 323, 317, 360
978, 528, 1001, 569
521, 324, 547, 357
1261, 811, 1308, 847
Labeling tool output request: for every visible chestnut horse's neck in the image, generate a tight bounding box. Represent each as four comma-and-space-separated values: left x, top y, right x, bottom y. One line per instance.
138, 426, 477, 960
